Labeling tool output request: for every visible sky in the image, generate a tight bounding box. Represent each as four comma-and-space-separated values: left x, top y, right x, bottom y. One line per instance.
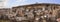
5, 0, 60, 8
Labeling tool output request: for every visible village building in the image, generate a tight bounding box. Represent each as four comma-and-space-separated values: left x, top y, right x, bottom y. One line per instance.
0, 3, 60, 22
12, 3, 60, 22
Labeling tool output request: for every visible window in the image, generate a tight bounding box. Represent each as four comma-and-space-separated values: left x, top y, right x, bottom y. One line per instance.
45, 7, 48, 10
